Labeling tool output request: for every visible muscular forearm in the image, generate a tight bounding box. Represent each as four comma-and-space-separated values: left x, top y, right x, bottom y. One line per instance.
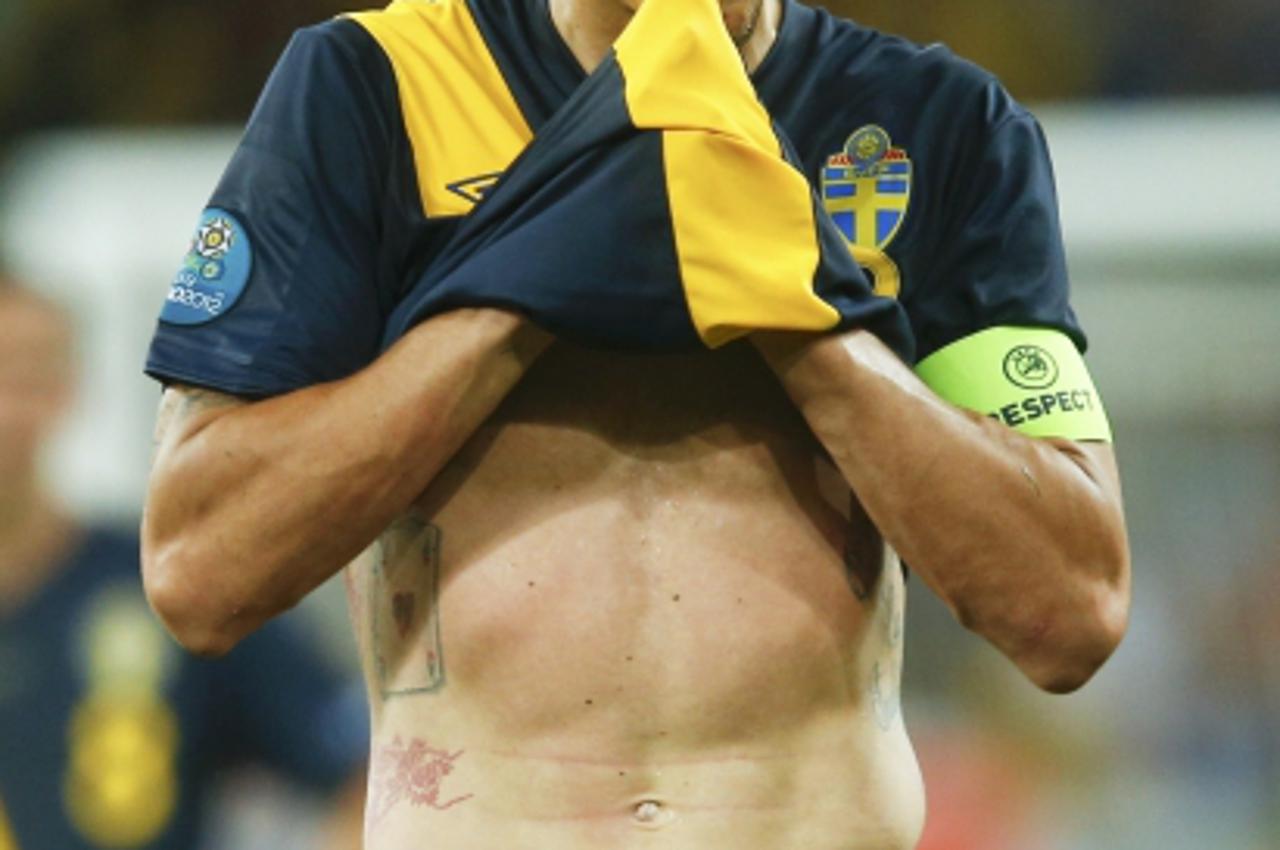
755, 330, 1130, 692
144, 309, 551, 655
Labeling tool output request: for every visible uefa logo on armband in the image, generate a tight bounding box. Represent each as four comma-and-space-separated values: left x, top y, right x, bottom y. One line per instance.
160, 208, 252, 326
1003, 344, 1060, 390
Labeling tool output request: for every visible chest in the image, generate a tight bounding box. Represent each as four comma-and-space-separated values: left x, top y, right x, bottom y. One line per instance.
368, 9, 942, 309
408, 342, 843, 558
493, 341, 817, 451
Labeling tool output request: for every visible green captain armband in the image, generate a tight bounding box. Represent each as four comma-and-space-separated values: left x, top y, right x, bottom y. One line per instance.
915, 326, 1112, 442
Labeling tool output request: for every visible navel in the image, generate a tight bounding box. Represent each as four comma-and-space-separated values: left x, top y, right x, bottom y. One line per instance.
632, 799, 669, 825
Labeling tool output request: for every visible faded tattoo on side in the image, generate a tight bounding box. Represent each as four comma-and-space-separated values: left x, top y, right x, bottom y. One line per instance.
870, 661, 897, 731
372, 514, 446, 698
871, 573, 905, 731
369, 737, 473, 823
882, 573, 904, 648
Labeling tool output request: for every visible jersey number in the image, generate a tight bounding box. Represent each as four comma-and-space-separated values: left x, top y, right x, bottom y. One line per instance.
851, 244, 902, 299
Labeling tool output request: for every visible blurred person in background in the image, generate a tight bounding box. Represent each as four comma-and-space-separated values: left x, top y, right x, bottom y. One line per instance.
0, 278, 366, 850
1177, 544, 1280, 848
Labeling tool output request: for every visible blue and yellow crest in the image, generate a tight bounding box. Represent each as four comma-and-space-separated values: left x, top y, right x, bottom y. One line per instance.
821, 125, 912, 251
161, 208, 253, 326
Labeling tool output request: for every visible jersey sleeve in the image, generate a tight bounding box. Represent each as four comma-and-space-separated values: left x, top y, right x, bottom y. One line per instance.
902, 79, 1112, 441
144, 19, 402, 398
903, 81, 1084, 361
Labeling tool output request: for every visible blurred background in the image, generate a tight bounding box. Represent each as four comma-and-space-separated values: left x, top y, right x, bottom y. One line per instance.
1, 1, 1277, 849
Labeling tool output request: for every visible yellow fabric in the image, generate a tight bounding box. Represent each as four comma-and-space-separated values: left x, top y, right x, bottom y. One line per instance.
915, 326, 1112, 441
64, 694, 180, 847
349, 0, 534, 218
614, 0, 778, 152
615, 0, 841, 347
662, 132, 843, 346
0, 798, 17, 850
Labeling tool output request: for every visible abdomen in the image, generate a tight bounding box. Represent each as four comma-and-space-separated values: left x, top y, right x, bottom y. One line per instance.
348, 342, 925, 849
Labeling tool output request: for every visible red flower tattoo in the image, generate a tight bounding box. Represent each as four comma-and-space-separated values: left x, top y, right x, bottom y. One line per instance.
370, 737, 473, 823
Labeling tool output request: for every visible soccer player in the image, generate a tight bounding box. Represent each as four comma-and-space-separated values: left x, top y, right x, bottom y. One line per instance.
0, 281, 366, 850
142, 1, 1131, 848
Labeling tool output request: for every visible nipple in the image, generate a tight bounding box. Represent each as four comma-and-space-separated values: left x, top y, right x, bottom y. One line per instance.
633, 800, 665, 824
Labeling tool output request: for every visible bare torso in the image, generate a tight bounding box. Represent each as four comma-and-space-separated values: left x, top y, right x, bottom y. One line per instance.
345, 341, 924, 850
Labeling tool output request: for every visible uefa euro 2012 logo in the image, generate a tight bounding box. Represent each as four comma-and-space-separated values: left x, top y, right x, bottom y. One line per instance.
185, 217, 236, 281
162, 208, 252, 326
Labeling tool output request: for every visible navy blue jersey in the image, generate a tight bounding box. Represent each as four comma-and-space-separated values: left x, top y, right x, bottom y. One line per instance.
0, 527, 366, 850
145, 0, 1082, 396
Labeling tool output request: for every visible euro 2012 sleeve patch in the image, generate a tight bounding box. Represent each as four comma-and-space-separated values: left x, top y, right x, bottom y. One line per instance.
160, 209, 252, 325
915, 326, 1113, 442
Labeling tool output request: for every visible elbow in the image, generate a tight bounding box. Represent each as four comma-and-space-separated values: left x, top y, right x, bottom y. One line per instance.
1020, 618, 1125, 695
1016, 572, 1131, 695
143, 561, 241, 657
955, 551, 1131, 695
142, 537, 253, 658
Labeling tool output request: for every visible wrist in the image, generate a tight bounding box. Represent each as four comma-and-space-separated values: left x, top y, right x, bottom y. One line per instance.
754, 328, 883, 378
399, 308, 552, 360
751, 330, 818, 376
754, 329, 912, 419
503, 312, 555, 364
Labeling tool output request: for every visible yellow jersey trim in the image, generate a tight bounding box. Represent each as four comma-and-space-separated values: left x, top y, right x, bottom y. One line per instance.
348, 0, 534, 218
614, 0, 840, 347
0, 798, 18, 850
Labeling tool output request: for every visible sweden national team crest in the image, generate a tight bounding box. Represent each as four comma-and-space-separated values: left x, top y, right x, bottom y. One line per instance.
821, 125, 912, 251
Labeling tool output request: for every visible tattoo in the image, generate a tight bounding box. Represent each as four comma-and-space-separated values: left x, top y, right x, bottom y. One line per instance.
392, 592, 417, 638
881, 572, 904, 647
151, 386, 241, 459
369, 737, 473, 823
869, 570, 905, 730
870, 661, 899, 731
846, 503, 906, 730
372, 514, 446, 698
343, 564, 370, 659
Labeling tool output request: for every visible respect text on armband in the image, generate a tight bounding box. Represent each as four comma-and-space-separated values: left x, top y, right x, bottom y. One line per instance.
988, 389, 1099, 428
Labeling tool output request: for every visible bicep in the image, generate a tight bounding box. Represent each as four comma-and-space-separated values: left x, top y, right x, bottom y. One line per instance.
152, 384, 247, 460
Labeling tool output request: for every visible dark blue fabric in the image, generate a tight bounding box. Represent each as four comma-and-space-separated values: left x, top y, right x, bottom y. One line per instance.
752, 1, 1085, 359
381, 50, 912, 356
145, 19, 412, 398
457, 0, 1085, 361
380, 59, 701, 351
467, 0, 584, 128
0, 527, 366, 850
144, 0, 1082, 397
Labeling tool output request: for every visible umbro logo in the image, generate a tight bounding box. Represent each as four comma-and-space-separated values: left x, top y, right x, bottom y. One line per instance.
445, 172, 504, 205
